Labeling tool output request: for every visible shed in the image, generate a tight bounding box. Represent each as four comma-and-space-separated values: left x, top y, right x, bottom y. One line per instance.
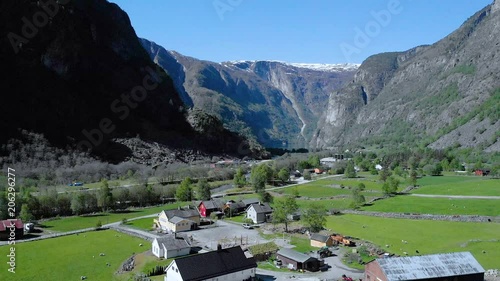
276, 248, 320, 272
310, 233, 334, 248
365, 251, 485, 281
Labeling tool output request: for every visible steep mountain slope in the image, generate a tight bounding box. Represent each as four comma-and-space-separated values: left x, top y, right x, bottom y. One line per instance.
141, 39, 358, 148
313, 1, 500, 151
0, 0, 262, 162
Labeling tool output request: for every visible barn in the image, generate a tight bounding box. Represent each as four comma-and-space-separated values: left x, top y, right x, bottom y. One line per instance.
276, 248, 320, 272
365, 252, 485, 281
310, 233, 334, 248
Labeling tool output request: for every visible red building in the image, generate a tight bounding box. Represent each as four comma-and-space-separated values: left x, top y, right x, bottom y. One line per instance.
197, 199, 224, 218
474, 169, 490, 176
0, 219, 24, 241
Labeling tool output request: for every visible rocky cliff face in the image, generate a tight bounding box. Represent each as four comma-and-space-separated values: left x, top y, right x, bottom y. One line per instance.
141, 39, 358, 148
314, 2, 500, 151
0, 0, 262, 162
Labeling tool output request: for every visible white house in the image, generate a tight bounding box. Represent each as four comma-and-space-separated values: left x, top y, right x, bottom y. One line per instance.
154, 208, 200, 233
152, 234, 191, 259
246, 203, 272, 224
375, 164, 383, 171
164, 246, 257, 281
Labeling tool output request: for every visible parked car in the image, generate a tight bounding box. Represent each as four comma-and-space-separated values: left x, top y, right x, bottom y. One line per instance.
242, 223, 253, 229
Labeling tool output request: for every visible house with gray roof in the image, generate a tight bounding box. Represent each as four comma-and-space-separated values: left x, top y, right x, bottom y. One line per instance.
276, 248, 320, 272
246, 203, 273, 223
152, 234, 191, 259
365, 251, 485, 281
155, 208, 200, 233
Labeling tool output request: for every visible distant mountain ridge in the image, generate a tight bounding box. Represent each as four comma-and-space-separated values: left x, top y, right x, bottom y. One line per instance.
312, 1, 500, 151
141, 39, 358, 148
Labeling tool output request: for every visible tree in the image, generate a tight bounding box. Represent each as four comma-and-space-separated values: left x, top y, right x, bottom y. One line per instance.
303, 170, 312, 180
423, 163, 442, 176
176, 177, 193, 201
349, 187, 366, 209
258, 191, 273, 203
272, 196, 299, 232
302, 204, 326, 232
251, 164, 273, 193
379, 168, 391, 182
197, 179, 211, 200
97, 179, 113, 212
19, 204, 34, 222
409, 169, 418, 187
233, 168, 246, 188
357, 183, 366, 191
71, 193, 86, 215
308, 155, 320, 168
298, 160, 312, 170
383, 176, 399, 195
345, 161, 357, 178
278, 168, 290, 183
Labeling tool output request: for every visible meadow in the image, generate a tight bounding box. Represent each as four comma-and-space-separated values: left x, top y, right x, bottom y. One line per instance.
361, 196, 500, 216
40, 202, 187, 232
0, 230, 148, 281
326, 214, 500, 269
412, 176, 500, 196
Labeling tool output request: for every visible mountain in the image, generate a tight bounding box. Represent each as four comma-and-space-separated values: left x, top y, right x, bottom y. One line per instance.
141, 39, 358, 148
313, 1, 500, 152
0, 0, 263, 163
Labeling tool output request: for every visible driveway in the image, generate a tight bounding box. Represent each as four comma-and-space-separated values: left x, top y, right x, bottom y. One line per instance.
188, 220, 270, 250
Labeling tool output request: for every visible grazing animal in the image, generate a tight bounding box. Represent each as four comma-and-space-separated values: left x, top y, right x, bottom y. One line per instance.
416, 250, 420, 254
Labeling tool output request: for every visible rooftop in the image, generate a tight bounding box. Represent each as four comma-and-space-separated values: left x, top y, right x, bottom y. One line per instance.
248, 203, 273, 214
277, 248, 316, 263
375, 252, 485, 281
170, 246, 256, 280
155, 235, 191, 251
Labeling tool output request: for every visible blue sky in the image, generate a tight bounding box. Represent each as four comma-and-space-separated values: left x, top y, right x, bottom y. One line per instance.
111, 0, 492, 64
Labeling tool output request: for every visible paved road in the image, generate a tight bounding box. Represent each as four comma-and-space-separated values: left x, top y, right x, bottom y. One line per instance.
411, 194, 500, 200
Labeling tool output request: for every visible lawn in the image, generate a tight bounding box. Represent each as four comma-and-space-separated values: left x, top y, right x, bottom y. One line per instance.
125, 217, 156, 231
362, 195, 500, 216
326, 214, 500, 269
40, 202, 187, 232
0, 230, 148, 281
296, 198, 352, 210
413, 176, 500, 196
115, 251, 174, 281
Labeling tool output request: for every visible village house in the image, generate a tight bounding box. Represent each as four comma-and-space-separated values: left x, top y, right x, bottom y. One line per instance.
152, 234, 191, 259
276, 248, 320, 272
474, 169, 490, 176
241, 198, 260, 208
246, 203, 273, 224
310, 233, 334, 248
0, 219, 23, 241
222, 200, 247, 217
164, 245, 257, 281
154, 208, 200, 233
365, 252, 484, 281
197, 199, 224, 218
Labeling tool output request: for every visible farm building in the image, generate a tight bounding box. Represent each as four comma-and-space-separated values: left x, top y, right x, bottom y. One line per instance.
197, 199, 224, 218
246, 203, 273, 224
276, 248, 320, 272
152, 234, 191, 259
0, 219, 23, 241
155, 208, 200, 233
365, 252, 484, 281
474, 169, 490, 176
310, 233, 334, 248
164, 245, 257, 281
223, 200, 247, 216
241, 198, 260, 208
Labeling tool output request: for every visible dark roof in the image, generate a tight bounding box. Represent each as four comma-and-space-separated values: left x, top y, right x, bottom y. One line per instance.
155, 235, 190, 251
163, 209, 200, 220
0, 219, 23, 231
172, 246, 257, 281
199, 199, 224, 210
248, 203, 273, 214
228, 201, 246, 210
277, 248, 317, 263
241, 198, 260, 206
376, 252, 485, 281
310, 233, 330, 243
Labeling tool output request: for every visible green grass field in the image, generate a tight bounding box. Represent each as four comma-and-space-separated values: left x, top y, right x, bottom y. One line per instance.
125, 218, 155, 231
413, 176, 500, 196
362, 196, 500, 216
326, 214, 500, 269
0, 230, 147, 281
41, 202, 187, 232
